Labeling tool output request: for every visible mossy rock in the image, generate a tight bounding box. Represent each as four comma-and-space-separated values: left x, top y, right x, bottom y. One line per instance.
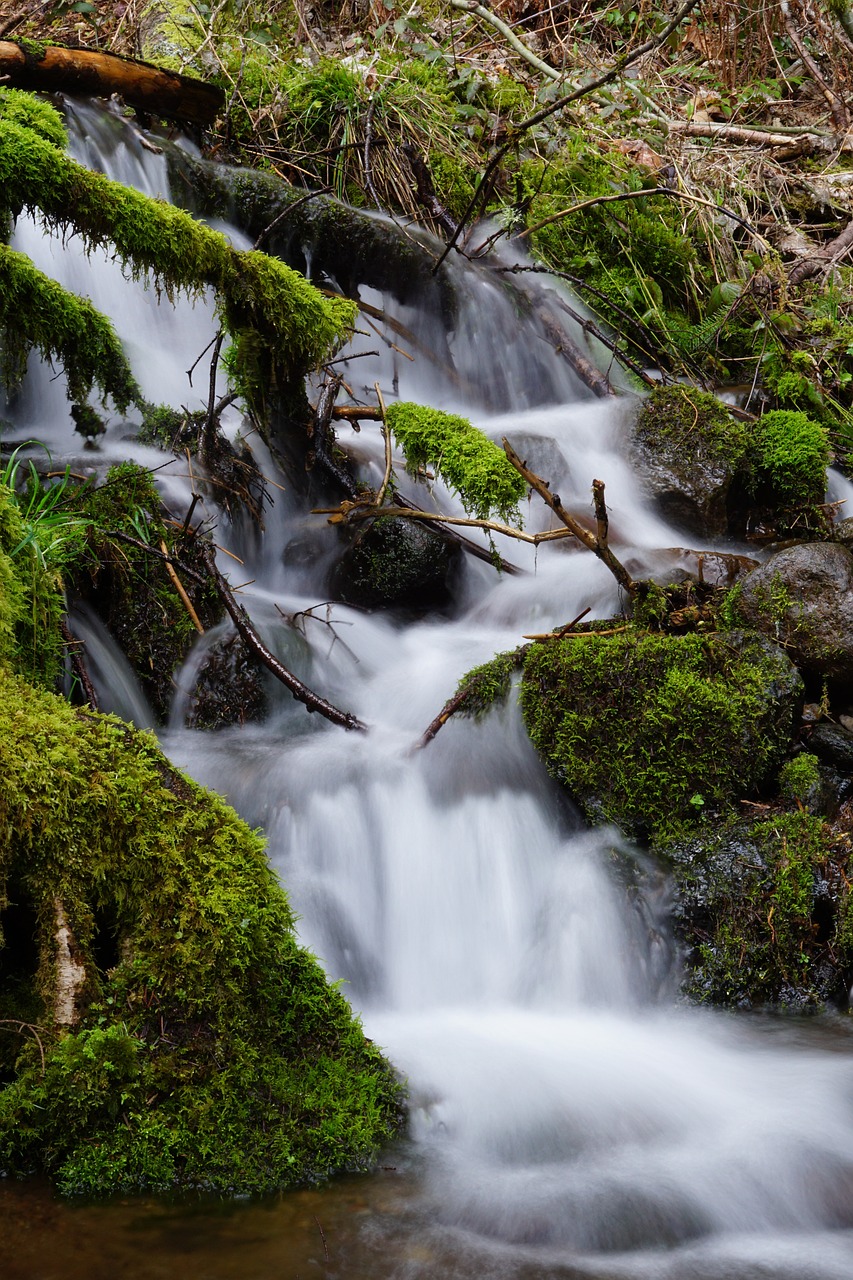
0, 666, 403, 1194
667, 810, 850, 1008
630, 385, 752, 538
332, 516, 458, 610
520, 628, 803, 840
735, 542, 853, 684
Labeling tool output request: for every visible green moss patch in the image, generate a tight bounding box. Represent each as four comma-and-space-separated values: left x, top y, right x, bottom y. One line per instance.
754, 409, 830, 506
385, 401, 524, 522
669, 810, 850, 1007
0, 113, 355, 413
0, 667, 403, 1194
520, 628, 802, 839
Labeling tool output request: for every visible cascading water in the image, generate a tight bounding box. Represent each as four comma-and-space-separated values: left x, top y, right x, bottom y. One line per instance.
4, 101, 853, 1280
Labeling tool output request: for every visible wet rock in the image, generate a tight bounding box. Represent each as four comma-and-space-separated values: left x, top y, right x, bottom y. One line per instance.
808, 721, 853, 773
332, 517, 458, 610
629, 386, 750, 539
737, 541, 853, 683
665, 810, 851, 1009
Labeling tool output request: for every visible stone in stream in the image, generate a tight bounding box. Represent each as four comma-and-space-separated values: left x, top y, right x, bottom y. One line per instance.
736, 541, 853, 683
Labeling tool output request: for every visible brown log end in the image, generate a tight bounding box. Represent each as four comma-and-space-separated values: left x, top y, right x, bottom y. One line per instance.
0, 41, 224, 127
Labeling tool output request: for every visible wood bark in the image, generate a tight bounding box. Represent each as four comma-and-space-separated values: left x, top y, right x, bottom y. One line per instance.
0, 41, 224, 126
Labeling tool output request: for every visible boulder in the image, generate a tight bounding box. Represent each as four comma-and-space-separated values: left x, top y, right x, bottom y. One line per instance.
629, 386, 751, 539
333, 516, 458, 610
737, 541, 853, 683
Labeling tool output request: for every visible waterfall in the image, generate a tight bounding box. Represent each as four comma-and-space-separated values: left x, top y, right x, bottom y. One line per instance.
5, 101, 853, 1280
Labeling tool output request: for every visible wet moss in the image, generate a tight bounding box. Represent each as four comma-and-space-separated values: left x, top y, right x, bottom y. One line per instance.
0, 667, 404, 1194
385, 401, 524, 522
520, 628, 803, 840
635, 384, 750, 468
0, 88, 66, 149
753, 409, 830, 506
0, 244, 140, 410
669, 810, 849, 1008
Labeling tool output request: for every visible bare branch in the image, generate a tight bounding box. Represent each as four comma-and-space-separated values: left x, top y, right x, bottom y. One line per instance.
434, 0, 703, 269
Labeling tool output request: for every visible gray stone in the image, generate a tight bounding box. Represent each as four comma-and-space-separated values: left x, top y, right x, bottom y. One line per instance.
738, 541, 853, 682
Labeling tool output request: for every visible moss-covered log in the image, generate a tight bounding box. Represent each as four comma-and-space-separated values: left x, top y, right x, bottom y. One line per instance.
0, 666, 403, 1194
0, 244, 139, 409
0, 109, 356, 413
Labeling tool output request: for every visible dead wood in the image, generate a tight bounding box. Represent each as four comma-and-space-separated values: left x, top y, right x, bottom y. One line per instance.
198, 542, 367, 732
668, 120, 825, 152
0, 40, 224, 126
788, 218, 853, 284
530, 301, 616, 399
60, 617, 99, 709
502, 439, 638, 596
435, 0, 703, 267
402, 144, 460, 238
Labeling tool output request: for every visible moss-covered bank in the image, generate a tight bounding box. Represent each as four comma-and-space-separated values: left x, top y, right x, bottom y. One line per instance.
0, 666, 403, 1194
0, 473, 403, 1195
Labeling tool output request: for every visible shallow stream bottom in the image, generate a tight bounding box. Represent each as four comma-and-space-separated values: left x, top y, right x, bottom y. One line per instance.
3, 1017, 853, 1280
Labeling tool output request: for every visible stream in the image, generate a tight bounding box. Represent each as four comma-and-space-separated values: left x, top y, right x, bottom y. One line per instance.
3, 101, 853, 1280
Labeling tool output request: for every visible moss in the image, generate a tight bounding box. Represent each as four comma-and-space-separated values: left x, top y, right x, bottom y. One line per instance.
0, 244, 140, 410
452, 648, 526, 718
779, 752, 821, 807
384, 401, 524, 522
754, 409, 830, 506
0, 88, 66, 149
0, 667, 404, 1194
520, 628, 802, 839
0, 115, 356, 413
670, 810, 846, 1007
634, 384, 750, 468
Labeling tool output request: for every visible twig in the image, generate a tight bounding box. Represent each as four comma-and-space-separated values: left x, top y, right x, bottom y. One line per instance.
314, 1215, 330, 1264
252, 187, 331, 251
374, 381, 392, 505
200, 330, 224, 467
160, 539, 204, 634
434, 0, 703, 269
502, 440, 637, 595
418, 645, 528, 748
0, 1019, 46, 1075
516, 186, 772, 252
316, 499, 575, 545
780, 0, 849, 132
60, 618, 99, 709
198, 543, 366, 731
450, 0, 563, 80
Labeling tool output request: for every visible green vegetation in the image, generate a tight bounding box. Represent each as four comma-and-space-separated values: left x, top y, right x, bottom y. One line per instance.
520, 629, 802, 839
634, 384, 749, 467
753, 410, 831, 506
0, 665, 403, 1194
385, 401, 524, 522
779, 752, 821, 808
0, 110, 354, 419
671, 811, 846, 1007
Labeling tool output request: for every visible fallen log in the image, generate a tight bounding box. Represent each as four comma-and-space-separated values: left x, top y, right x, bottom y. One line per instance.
0, 40, 224, 126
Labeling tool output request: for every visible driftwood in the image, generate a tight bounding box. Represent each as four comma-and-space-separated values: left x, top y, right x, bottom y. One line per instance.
0, 41, 224, 126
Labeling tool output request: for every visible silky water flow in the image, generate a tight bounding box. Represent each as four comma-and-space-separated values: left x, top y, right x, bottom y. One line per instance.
2, 101, 853, 1280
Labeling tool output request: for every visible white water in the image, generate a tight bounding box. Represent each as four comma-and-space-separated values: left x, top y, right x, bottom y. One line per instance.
7, 102, 853, 1278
